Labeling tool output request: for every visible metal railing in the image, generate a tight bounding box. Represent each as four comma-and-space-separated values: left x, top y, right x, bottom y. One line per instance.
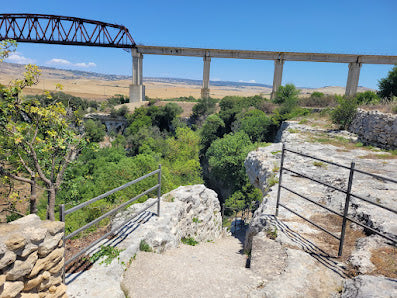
59, 165, 161, 270
276, 144, 396, 256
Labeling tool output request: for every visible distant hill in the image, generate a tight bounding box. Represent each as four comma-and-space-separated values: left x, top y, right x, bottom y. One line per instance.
0, 62, 374, 100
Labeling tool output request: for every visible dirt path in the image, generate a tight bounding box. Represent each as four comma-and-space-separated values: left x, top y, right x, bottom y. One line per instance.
121, 232, 263, 298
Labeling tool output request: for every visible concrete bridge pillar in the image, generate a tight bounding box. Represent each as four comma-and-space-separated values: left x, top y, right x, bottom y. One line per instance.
129, 48, 145, 102
201, 55, 211, 99
345, 62, 362, 97
271, 59, 284, 100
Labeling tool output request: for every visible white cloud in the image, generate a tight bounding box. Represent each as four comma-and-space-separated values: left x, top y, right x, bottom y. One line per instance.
46, 58, 96, 68
5, 52, 35, 64
47, 58, 71, 66
238, 79, 257, 84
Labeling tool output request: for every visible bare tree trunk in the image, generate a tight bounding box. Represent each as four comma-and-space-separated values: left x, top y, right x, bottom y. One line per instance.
29, 177, 37, 214
46, 187, 56, 221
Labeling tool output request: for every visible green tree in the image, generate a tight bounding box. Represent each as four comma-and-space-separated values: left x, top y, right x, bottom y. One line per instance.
199, 114, 225, 154
0, 61, 86, 220
206, 131, 255, 191
84, 119, 106, 143
191, 97, 217, 122
272, 84, 300, 104
378, 65, 397, 101
233, 109, 273, 142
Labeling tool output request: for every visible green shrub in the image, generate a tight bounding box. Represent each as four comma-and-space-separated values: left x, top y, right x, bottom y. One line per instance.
181, 237, 198, 246
90, 245, 124, 265
355, 91, 380, 105
139, 240, 153, 252
331, 96, 357, 129
84, 119, 106, 143
299, 95, 337, 107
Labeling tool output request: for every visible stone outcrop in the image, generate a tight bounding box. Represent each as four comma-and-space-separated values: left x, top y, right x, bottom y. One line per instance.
0, 214, 66, 298
349, 108, 397, 149
244, 120, 397, 297
342, 275, 397, 298
66, 184, 223, 298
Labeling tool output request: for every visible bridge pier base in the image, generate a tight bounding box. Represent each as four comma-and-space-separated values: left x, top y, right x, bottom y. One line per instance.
345, 62, 361, 97
201, 56, 211, 99
271, 59, 284, 100
129, 49, 145, 102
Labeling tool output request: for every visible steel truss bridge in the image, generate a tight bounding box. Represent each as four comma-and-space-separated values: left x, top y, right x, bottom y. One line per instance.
0, 13, 135, 48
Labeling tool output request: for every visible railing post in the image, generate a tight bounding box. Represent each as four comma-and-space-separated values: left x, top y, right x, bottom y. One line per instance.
275, 143, 285, 216
157, 164, 161, 217
338, 161, 355, 257
221, 203, 225, 219
59, 204, 66, 283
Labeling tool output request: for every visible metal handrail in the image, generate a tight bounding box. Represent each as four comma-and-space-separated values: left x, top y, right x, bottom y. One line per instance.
60, 165, 162, 278
276, 144, 396, 257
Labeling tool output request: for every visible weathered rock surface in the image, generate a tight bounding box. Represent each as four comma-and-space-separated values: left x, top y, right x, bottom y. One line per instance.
349, 108, 397, 149
342, 275, 397, 298
245, 120, 397, 297
66, 184, 224, 298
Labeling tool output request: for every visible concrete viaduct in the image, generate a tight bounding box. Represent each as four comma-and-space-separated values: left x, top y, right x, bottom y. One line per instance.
1, 14, 396, 102
130, 45, 397, 102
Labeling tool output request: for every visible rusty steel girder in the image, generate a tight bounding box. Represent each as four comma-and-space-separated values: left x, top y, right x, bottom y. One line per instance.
0, 13, 135, 48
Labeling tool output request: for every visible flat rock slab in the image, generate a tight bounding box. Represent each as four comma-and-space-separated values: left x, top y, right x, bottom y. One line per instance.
122, 236, 263, 297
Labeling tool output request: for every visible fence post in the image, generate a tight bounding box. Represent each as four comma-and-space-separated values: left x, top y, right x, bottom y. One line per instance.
59, 204, 66, 283
221, 203, 225, 219
275, 143, 286, 216
157, 164, 161, 217
338, 161, 355, 257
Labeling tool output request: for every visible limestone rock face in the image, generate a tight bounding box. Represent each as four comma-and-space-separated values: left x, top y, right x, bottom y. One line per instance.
245, 120, 397, 297
342, 275, 397, 298
67, 184, 224, 298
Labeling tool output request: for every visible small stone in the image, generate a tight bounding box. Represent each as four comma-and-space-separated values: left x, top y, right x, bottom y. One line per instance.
29, 248, 64, 277
49, 285, 57, 293
0, 242, 7, 256
48, 260, 64, 275
20, 293, 40, 298
23, 271, 50, 291
39, 275, 62, 290
2, 281, 24, 298
6, 252, 38, 280
9, 214, 40, 225
40, 221, 64, 235
0, 274, 6, 287
38, 233, 63, 257
24, 226, 47, 244
0, 250, 16, 270
20, 243, 38, 258
5, 233, 26, 251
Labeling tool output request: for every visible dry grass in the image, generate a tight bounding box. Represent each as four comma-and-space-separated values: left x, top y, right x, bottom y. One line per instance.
370, 247, 397, 278
358, 153, 397, 160
360, 103, 397, 114
308, 214, 366, 261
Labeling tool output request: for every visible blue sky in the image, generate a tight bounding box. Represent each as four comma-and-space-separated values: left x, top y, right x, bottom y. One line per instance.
2, 0, 397, 89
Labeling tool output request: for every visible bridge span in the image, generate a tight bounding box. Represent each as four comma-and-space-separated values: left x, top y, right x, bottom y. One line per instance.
1, 13, 396, 101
